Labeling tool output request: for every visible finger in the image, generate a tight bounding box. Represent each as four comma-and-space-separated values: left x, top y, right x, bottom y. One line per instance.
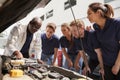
100, 73, 105, 80
102, 74, 105, 80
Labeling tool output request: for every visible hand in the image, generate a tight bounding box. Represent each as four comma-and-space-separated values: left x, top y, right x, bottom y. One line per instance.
13, 51, 23, 58
86, 26, 92, 31
112, 64, 120, 75
99, 68, 104, 76
52, 59, 58, 66
52, 62, 58, 66
68, 60, 73, 69
82, 66, 91, 75
99, 68, 105, 80
74, 63, 80, 71
37, 59, 44, 64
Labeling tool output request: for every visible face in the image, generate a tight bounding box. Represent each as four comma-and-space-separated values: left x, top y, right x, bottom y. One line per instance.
87, 8, 97, 23
29, 22, 42, 33
46, 27, 54, 39
61, 26, 71, 37
71, 25, 84, 38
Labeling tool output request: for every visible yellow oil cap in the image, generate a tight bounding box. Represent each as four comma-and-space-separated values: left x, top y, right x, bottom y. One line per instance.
10, 69, 23, 77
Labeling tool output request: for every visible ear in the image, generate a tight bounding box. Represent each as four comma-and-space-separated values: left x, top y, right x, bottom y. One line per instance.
96, 9, 104, 17
96, 9, 101, 14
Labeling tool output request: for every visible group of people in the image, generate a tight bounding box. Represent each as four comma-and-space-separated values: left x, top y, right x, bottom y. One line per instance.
0, 2, 120, 80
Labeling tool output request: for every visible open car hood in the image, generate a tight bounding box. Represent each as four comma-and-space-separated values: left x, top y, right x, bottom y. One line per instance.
0, 0, 50, 33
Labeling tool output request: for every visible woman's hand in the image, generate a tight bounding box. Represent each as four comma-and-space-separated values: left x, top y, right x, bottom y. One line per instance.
99, 68, 105, 80
68, 59, 73, 69
112, 64, 120, 75
74, 63, 80, 71
82, 66, 91, 75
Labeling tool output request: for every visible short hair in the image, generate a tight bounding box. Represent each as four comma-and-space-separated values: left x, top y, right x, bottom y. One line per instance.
46, 23, 56, 32
30, 17, 42, 25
